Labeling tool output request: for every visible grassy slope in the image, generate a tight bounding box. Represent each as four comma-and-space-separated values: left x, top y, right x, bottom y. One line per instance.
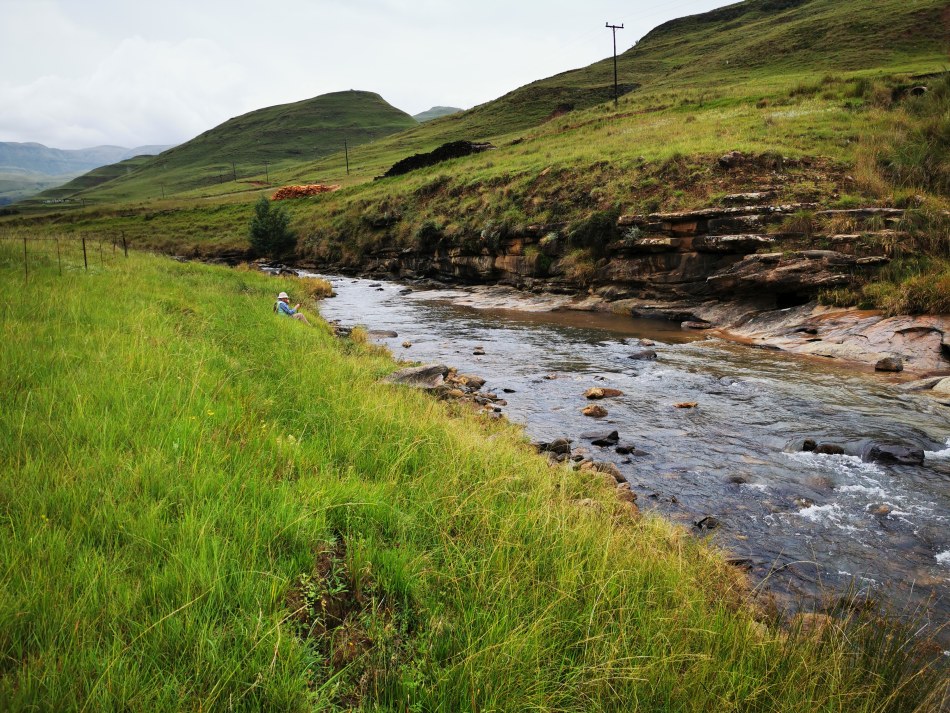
0, 244, 945, 710
22, 91, 418, 205
4, 0, 945, 232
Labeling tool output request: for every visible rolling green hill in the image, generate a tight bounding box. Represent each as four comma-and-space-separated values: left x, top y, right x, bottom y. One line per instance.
25, 90, 418, 205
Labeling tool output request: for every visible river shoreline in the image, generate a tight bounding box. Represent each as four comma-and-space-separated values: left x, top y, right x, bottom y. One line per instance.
279, 258, 950, 380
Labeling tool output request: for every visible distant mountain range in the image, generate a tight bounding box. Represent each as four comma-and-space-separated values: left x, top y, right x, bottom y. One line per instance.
413, 106, 463, 123
0, 142, 173, 205
0, 142, 173, 177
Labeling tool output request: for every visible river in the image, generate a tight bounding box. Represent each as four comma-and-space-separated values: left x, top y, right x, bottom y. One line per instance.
306, 272, 950, 642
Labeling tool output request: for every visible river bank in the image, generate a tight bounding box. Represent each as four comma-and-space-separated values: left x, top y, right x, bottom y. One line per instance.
7, 246, 949, 709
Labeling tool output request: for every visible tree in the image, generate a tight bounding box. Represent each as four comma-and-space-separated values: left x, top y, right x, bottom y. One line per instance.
248, 195, 297, 258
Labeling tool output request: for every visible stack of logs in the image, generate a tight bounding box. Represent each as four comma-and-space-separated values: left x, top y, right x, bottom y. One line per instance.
271, 184, 340, 201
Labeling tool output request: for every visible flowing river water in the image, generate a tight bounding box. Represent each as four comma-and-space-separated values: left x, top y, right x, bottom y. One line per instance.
306, 272, 950, 642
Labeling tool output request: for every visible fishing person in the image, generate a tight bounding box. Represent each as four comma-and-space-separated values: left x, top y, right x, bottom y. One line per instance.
274, 291, 311, 325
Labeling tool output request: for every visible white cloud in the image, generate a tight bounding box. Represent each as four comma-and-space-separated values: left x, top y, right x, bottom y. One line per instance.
0, 0, 732, 149
0, 35, 244, 148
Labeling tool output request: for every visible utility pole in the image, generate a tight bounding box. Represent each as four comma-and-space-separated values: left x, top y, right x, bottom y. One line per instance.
606, 22, 624, 107
343, 136, 350, 175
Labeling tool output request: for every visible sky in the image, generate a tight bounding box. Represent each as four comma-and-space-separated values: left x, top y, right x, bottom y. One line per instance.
0, 0, 732, 150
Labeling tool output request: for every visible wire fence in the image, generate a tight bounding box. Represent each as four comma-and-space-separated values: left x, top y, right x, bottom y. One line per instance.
0, 233, 129, 281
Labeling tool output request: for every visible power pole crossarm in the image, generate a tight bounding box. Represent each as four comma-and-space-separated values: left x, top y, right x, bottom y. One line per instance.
606, 22, 624, 107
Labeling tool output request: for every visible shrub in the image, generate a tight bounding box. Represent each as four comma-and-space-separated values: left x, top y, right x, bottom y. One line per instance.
249, 195, 296, 258
413, 220, 444, 251
567, 208, 620, 258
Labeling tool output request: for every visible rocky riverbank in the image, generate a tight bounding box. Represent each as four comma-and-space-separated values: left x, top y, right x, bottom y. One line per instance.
293, 185, 950, 376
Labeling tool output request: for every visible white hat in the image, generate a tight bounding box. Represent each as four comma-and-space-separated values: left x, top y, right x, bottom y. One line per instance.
277, 292, 289, 300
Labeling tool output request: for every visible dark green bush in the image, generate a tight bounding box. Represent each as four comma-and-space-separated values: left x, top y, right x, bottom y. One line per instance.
249, 195, 296, 258
567, 208, 620, 259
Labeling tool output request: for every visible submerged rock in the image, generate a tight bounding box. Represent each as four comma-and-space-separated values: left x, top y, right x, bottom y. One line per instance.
861, 443, 925, 466
583, 430, 620, 447
582, 405, 609, 418
383, 364, 450, 389
629, 349, 658, 361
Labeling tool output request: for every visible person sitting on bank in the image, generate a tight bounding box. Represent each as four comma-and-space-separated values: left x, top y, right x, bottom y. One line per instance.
275, 291, 311, 325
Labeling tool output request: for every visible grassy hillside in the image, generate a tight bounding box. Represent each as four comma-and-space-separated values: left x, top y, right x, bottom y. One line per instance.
0, 244, 945, 710
23, 91, 418, 206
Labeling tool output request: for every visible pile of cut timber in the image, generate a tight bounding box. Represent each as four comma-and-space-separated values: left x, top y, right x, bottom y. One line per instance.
271, 184, 340, 201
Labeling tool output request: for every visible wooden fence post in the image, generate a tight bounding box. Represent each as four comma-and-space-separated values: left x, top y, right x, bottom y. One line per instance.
82, 237, 88, 270
22, 236, 27, 281
56, 238, 62, 276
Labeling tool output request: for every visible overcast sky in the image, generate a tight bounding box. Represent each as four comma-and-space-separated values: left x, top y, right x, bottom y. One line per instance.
1, 0, 731, 150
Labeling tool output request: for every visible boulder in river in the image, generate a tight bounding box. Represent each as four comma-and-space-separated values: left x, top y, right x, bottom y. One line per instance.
874, 356, 904, 372
585, 387, 624, 399
583, 430, 620, 446
861, 443, 925, 466
383, 364, 450, 389
629, 349, 658, 361
582, 405, 609, 418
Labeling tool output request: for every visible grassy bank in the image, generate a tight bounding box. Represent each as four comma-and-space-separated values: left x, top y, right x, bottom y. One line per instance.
0, 245, 946, 711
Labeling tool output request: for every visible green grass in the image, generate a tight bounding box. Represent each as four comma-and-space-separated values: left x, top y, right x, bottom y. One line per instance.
0, 244, 946, 711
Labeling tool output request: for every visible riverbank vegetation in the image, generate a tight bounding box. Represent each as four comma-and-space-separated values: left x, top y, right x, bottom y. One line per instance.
1, 245, 946, 710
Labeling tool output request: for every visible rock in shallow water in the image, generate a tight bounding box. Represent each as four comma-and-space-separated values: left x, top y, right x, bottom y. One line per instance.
629, 349, 658, 361
861, 443, 925, 466
582, 405, 609, 418
875, 356, 904, 372
583, 430, 620, 446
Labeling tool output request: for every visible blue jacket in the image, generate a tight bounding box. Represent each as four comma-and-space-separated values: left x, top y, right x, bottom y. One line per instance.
276, 301, 297, 316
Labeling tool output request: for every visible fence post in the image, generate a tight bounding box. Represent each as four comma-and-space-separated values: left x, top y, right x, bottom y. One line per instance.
22, 236, 28, 281
56, 238, 62, 276
82, 237, 88, 270
98, 239, 104, 265
122, 235, 128, 257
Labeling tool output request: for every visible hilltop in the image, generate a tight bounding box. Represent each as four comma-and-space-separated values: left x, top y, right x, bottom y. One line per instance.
25, 90, 417, 204
413, 106, 464, 122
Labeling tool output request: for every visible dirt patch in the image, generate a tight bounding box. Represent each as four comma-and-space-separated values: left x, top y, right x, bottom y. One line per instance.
286, 538, 412, 705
